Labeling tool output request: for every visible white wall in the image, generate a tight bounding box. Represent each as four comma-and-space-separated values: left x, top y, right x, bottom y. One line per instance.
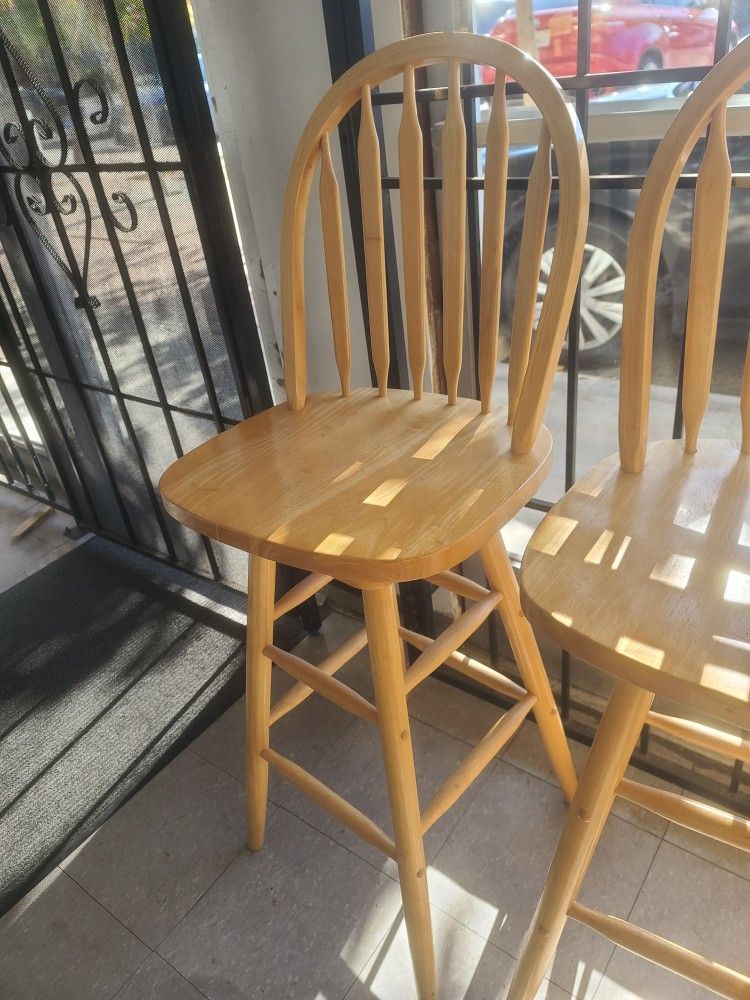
192, 0, 405, 400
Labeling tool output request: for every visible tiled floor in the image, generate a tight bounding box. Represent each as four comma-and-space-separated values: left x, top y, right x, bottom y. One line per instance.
0, 488, 83, 594
3, 592, 749, 997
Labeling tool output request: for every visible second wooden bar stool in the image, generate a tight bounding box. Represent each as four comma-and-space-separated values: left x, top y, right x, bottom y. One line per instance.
160, 32, 588, 999
509, 36, 750, 1000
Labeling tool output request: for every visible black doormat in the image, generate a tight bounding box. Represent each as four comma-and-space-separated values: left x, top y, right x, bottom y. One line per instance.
0, 536, 302, 916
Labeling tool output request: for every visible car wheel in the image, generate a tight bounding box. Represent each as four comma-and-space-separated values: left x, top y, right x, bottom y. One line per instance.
638, 52, 663, 72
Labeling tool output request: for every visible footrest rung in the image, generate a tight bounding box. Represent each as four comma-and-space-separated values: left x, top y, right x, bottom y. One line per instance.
402, 591, 503, 694
264, 643, 377, 724
568, 900, 750, 999
421, 693, 536, 833
617, 778, 750, 854
269, 627, 368, 725
262, 747, 396, 858
646, 710, 750, 765
273, 572, 333, 620
399, 625, 527, 701
427, 571, 491, 603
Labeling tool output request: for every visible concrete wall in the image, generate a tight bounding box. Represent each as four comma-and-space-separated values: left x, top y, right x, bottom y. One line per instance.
192, 0, 406, 400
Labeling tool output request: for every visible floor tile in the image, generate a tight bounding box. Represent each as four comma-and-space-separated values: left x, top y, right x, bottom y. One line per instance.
281, 714, 494, 877
62, 750, 247, 948
595, 840, 750, 999
428, 761, 662, 999
190, 613, 370, 803
408, 672, 507, 746
502, 720, 679, 837
114, 952, 207, 999
346, 904, 570, 1000
159, 806, 403, 1000
663, 789, 750, 882
0, 868, 149, 1000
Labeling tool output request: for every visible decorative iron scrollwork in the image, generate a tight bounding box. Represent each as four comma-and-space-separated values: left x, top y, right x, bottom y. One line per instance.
0, 25, 139, 309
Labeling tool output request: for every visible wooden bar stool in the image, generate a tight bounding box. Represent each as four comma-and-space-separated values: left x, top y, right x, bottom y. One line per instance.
159, 32, 587, 1000
508, 37, 750, 1000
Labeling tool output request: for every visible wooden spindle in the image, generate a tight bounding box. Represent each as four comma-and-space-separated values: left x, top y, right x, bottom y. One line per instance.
507, 123, 552, 426
398, 64, 427, 399
359, 83, 389, 395
319, 132, 351, 396
742, 332, 750, 454
478, 80, 509, 414
442, 59, 467, 405
682, 103, 731, 454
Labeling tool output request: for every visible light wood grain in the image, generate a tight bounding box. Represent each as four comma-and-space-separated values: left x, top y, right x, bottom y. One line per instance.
273, 571, 332, 620
482, 533, 578, 800
507, 682, 654, 999
265, 643, 377, 724
568, 901, 750, 999
403, 590, 502, 692
441, 59, 467, 405
270, 626, 368, 724
319, 132, 352, 397
364, 585, 436, 999
359, 83, 389, 395
478, 79, 509, 414
420, 693, 535, 832
246, 555, 275, 851
617, 778, 750, 853
507, 124, 552, 426
646, 710, 750, 765
398, 64, 427, 399
262, 747, 396, 858
682, 103, 731, 453
620, 39, 750, 472
426, 569, 490, 602
280, 32, 587, 419
160, 389, 552, 587
398, 625, 528, 701
521, 440, 750, 729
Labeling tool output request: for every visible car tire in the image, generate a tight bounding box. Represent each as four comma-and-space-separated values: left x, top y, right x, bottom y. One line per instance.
638, 52, 663, 72
501, 211, 672, 368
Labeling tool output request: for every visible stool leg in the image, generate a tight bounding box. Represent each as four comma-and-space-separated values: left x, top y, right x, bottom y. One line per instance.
363, 585, 437, 1000
507, 681, 654, 999
481, 533, 578, 802
246, 554, 276, 851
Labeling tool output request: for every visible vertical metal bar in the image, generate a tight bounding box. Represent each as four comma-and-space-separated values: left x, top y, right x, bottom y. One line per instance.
35, 0, 179, 560
144, 0, 273, 417
0, 43, 137, 542
0, 362, 51, 497
0, 250, 97, 525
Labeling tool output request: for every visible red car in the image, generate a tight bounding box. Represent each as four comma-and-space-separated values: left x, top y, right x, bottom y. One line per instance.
482, 0, 732, 82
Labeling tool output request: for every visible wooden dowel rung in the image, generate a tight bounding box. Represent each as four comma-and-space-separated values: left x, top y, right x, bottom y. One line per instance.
399, 625, 527, 701
426, 570, 491, 603
319, 132, 351, 397
262, 747, 396, 858
421, 694, 536, 832
617, 778, 750, 854
568, 900, 750, 998
403, 592, 503, 693
269, 626, 368, 725
264, 644, 377, 724
273, 573, 332, 621
645, 710, 750, 765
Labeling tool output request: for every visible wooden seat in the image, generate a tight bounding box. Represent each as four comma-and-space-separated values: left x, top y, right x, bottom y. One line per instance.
159, 31, 588, 1000
509, 37, 750, 1000
523, 438, 750, 730
160, 389, 553, 586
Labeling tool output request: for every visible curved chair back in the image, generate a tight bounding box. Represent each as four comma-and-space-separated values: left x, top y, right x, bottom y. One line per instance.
620, 36, 750, 473
281, 31, 588, 456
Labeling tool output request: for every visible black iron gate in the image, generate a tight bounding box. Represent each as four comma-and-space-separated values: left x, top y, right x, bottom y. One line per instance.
0, 0, 272, 584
